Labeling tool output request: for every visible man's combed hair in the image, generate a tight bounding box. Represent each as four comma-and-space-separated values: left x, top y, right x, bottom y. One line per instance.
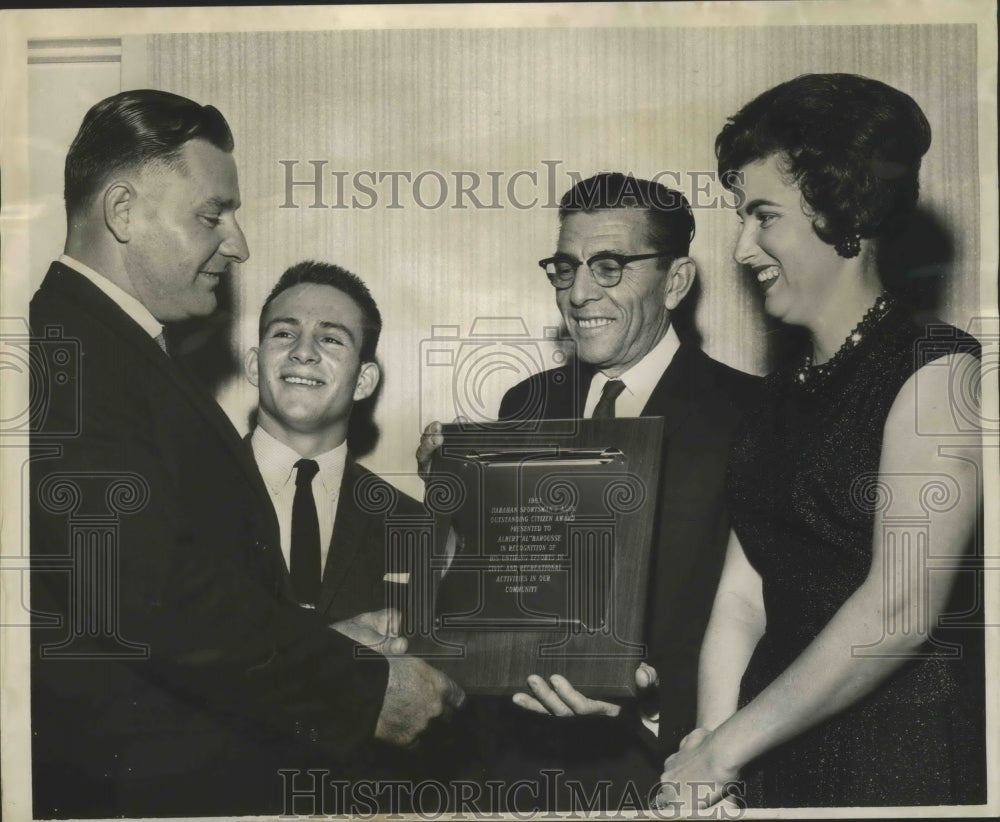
558, 172, 695, 263
65, 89, 234, 217
260, 261, 382, 362
715, 73, 931, 245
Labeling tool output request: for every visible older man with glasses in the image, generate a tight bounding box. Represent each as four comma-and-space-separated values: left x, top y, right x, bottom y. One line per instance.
420, 172, 760, 810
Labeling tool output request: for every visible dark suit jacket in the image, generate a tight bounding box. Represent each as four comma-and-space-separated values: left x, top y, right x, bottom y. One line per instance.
250, 447, 426, 624
29, 262, 390, 818
489, 344, 760, 802
320, 459, 427, 623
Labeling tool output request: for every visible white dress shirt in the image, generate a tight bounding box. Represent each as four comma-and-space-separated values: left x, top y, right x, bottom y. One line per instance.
582, 324, 681, 418
60, 254, 164, 341
250, 426, 348, 577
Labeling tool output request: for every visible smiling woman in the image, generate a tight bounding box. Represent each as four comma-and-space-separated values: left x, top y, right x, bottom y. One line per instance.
654, 74, 986, 811
731, 153, 881, 344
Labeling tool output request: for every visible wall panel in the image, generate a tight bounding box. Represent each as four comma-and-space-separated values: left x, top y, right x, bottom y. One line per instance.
147, 25, 980, 495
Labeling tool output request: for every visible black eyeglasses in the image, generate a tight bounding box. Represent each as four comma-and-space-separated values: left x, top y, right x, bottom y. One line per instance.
538, 252, 671, 289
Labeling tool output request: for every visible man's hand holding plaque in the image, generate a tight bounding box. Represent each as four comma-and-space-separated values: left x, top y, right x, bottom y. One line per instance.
513, 662, 659, 719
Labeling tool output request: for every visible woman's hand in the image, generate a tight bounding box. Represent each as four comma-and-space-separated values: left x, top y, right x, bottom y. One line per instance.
653, 728, 741, 814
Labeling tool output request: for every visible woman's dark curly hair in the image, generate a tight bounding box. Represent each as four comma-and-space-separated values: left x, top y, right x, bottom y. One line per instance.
716, 74, 931, 255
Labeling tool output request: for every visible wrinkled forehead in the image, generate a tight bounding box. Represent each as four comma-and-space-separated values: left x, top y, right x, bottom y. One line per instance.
556, 208, 652, 253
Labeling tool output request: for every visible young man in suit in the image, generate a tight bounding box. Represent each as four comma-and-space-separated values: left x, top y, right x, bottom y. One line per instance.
29, 89, 462, 819
245, 261, 423, 624
418, 173, 759, 809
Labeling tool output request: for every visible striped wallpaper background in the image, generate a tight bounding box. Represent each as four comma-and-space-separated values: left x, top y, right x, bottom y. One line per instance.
147, 24, 981, 494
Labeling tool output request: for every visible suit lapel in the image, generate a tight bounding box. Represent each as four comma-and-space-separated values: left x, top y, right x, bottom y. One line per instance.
241, 434, 289, 595
43, 263, 272, 512
317, 458, 371, 614
552, 360, 594, 419
641, 344, 706, 435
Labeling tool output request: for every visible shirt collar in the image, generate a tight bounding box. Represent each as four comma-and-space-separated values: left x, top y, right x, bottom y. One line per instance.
60, 254, 164, 340
250, 425, 348, 498
592, 323, 681, 398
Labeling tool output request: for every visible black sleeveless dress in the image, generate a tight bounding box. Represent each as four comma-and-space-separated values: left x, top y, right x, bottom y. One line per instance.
726, 305, 985, 807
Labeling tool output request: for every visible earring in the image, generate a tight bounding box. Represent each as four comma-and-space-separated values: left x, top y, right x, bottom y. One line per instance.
835, 234, 861, 259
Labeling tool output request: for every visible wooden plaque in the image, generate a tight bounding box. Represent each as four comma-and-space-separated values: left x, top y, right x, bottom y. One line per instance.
408, 417, 664, 696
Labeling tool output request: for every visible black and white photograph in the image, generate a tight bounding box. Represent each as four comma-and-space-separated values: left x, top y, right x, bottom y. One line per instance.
1, 2, 997, 820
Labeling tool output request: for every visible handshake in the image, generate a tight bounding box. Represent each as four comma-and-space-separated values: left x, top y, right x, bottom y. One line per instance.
334, 605, 661, 748
332, 608, 465, 747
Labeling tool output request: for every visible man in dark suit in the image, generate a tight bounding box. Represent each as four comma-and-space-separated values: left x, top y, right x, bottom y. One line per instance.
29, 89, 462, 819
244, 260, 424, 625
419, 172, 759, 809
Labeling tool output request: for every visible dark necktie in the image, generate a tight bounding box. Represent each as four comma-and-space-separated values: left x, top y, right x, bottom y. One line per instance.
591, 378, 626, 419
290, 458, 321, 606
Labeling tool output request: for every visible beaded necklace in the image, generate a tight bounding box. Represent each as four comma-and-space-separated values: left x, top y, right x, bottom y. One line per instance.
793, 293, 895, 393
